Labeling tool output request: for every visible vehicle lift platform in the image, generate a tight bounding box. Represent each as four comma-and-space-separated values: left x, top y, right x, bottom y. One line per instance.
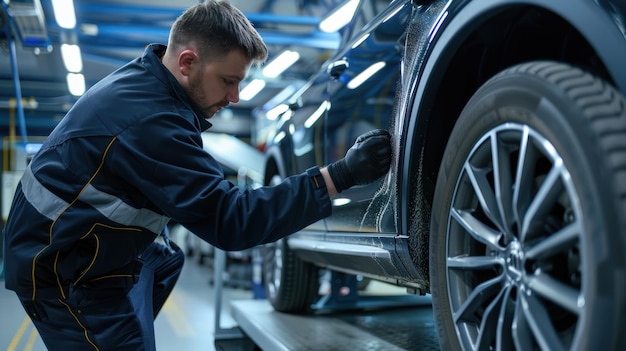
212, 250, 441, 351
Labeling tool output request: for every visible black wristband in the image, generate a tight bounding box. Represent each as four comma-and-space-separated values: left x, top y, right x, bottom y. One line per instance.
306, 166, 325, 190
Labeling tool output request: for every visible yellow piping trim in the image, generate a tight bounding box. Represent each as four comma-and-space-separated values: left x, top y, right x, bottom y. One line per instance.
73, 224, 141, 286
58, 298, 100, 351
30, 137, 118, 300
73, 233, 100, 286
53, 251, 63, 298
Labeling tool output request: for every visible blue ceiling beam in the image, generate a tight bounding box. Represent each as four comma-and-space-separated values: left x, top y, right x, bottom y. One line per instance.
74, 3, 181, 26
74, 3, 324, 28
246, 12, 322, 27
73, 2, 340, 51
78, 26, 339, 50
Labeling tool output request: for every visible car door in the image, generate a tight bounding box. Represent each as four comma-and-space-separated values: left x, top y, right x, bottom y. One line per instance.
322, 0, 412, 233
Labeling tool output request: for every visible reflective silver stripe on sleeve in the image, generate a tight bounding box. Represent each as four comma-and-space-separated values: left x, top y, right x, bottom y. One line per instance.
21, 165, 170, 234
21, 166, 69, 221
80, 184, 170, 234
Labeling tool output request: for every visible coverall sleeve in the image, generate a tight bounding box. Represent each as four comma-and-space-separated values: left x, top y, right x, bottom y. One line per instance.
109, 112, 332, 251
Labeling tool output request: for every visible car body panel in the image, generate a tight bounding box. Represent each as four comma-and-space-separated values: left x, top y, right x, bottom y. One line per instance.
400, 0, 626, 236
260, 0, 626, 288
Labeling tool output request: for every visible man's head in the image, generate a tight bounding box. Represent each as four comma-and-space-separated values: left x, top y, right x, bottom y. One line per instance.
162, 0, 268, 118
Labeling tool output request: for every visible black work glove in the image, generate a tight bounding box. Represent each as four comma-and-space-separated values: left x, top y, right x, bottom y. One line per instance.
327, 129, 392, 193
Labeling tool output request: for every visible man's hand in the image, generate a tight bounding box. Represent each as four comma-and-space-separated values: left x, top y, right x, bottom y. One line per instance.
326, 129, 392, 193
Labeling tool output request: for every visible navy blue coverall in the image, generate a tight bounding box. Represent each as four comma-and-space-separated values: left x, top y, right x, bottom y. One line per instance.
2, 44, 332, 350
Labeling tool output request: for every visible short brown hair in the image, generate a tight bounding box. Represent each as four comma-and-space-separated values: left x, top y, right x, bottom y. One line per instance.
168, 0, 268, 63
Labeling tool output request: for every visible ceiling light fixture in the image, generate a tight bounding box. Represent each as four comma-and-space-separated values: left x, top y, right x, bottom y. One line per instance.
262, 50, 300, 78
319, 0, 360, 33
67, 73, 85, 96
61, 44, 82, 72
51, 0, 76, 29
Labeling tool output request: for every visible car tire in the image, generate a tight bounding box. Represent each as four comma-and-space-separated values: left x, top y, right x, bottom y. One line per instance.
262, 238, 320, 313
430, 61, 626, 350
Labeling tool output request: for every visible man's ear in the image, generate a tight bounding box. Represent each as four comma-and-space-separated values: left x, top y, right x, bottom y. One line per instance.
179, 49, 199, 77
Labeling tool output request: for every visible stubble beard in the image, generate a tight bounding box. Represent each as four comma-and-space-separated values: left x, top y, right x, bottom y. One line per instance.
185, 75, 223, 119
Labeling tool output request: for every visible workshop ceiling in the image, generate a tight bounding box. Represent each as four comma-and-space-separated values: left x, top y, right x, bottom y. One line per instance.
0, 0, 344, 137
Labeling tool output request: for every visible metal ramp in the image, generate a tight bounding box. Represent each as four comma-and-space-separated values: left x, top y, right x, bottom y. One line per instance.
233, 299, 409, 351
212, 249, 441, 350
229, 293, 441, 350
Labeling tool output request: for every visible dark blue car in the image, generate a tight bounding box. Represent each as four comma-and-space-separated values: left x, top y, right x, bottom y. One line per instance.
257, 0, 626, 349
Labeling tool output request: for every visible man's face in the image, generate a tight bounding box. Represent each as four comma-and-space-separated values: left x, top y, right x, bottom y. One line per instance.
185, 50, 252, 118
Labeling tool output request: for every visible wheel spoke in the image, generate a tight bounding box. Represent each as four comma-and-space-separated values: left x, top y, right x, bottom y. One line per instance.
526, 272, 582, 314
520, 292, 567, 351
520, 161, 564, 242
447, 255, 503, 269
495, 285, 516, 351
453, 273, 505, 324
475, 286, 507, 351
525, 222, 580, 261
512, 296, 535, 351
464, 133, 504, 231
513, 127, 535, 235
451, 208, 503, 250
492, 131, 516, 240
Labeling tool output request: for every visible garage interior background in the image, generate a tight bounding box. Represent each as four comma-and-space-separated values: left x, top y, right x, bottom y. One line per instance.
0, 0, 348, 134
0, 0, 351, 229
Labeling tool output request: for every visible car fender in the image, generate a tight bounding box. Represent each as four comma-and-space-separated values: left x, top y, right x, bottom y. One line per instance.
399, 0, 626, 235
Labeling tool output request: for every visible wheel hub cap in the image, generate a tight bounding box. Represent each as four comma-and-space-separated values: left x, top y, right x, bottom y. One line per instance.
505, 241, 524, 283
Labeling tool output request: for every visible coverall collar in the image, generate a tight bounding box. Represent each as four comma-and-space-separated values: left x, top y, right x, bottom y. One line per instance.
142, 43, 213, 132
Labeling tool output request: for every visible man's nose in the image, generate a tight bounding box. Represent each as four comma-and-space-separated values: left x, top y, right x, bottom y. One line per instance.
227, 84, 240, 104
